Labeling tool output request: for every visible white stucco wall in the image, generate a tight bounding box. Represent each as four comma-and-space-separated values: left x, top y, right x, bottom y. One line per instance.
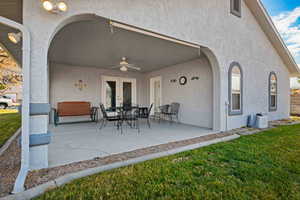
145, 58, 213, 128
50, 63, 145, 107
23, 0, 291, 132
49, 63, 146, 122
23, 0, 293, 169
50, 57, 213, 128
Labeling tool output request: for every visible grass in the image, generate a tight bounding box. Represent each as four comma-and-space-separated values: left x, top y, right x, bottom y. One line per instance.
0, 109, 21, 148
36, 124, 300, 200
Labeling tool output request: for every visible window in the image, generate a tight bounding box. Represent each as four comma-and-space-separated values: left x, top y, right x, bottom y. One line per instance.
231, 0, 241, 17
228, 62, 243, 115
269, 72, 277, 111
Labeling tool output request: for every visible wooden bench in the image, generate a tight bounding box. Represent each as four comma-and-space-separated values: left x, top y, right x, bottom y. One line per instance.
53, 101, 98, 126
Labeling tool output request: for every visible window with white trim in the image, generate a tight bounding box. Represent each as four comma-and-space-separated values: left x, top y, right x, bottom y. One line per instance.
229, 62, 243, 115
269, 72, 277, 111
231, 0, 241, 17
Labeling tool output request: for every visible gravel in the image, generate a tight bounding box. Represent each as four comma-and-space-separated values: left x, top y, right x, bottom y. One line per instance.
0, 136, 21, 198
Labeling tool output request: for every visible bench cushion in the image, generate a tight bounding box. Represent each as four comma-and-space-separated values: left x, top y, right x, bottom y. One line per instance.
58, 102, 91, 117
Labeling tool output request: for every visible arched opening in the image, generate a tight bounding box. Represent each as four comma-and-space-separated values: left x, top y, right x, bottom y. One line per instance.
47, 14, 221, 167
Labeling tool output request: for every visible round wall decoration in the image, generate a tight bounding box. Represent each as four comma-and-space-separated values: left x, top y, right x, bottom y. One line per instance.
179, 76, 187, 85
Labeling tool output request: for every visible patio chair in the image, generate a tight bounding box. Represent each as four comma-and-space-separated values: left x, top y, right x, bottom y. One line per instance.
99, 103, 121, 131
138, 103, 153, 128
156, 104, 170, 123
123, 106, 140, 133
163, 102, 180, 124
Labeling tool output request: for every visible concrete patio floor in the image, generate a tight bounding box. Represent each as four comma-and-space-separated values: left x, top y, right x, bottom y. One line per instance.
49, 120, 217, 167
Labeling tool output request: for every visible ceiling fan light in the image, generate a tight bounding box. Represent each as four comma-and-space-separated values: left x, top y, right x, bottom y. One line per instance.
43, 1, 54, 11
120, 66, 128, 72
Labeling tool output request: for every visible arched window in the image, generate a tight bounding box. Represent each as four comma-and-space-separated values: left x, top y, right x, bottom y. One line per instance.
269, 72, 277, 111
228, 62, 243, 115
231, 0, 241, 17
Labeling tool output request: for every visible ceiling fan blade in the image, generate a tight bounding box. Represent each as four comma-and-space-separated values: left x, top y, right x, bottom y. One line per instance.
110, 65, 121, 69
127, 65, 141, 71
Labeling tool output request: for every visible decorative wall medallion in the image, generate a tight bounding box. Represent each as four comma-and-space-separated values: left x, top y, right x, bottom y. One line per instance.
179, 76, 187, 85
74, 80, 87, 91
191, 76, 199, 81
170, 79, 177, 83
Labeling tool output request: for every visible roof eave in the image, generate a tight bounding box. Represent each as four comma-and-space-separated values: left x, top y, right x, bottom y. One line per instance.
244, 0, 300, 76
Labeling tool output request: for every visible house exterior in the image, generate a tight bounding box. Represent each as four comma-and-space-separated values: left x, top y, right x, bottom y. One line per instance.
0, 0, 299, 193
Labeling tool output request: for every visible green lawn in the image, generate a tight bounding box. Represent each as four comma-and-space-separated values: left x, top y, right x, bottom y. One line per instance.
36, 125, 300, 200
0, 110, 21, 148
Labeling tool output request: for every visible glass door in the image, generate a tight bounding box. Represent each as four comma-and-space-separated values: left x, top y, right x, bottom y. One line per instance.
102, 76, 119, 112
120, 78, 137, 108
102, 76, 137, 111
150, 76, 162, 115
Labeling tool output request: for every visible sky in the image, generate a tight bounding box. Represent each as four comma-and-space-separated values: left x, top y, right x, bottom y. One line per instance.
261, 0, 300, 65
261, 0, 300, 88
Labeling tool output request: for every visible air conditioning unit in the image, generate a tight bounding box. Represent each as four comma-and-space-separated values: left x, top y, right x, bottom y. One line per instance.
256, 114, 268, 129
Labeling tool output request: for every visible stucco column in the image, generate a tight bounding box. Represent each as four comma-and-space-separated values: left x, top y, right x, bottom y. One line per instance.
24, 16, 52, 169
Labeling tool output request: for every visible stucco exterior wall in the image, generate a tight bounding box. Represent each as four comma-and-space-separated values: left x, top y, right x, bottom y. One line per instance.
50, 63, 145, 107
49, 63, 146, 122
24, 0, 291, 130
23, 0, 292, 169
145, 59, 213, 128
50, 58, 213, 128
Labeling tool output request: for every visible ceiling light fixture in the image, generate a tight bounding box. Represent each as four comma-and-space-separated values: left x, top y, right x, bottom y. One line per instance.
42, 0, 68, 13
8, 32, 22, 44
120, 66, 128, 72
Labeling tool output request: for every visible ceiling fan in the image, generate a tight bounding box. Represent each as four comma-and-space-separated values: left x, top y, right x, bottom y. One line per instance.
111, 57, 141, 72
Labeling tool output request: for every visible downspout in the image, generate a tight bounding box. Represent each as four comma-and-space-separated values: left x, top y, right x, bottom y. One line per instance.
0, 16, 31, 193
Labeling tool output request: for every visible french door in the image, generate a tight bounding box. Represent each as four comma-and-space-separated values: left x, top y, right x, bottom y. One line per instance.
150, 76, 162, 115
102, 76, 137, 111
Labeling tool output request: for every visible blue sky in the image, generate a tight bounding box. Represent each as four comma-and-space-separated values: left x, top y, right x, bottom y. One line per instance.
261, 0, 300, 65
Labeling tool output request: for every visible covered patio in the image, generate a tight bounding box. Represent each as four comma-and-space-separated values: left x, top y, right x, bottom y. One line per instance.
47, 14, 221, 168
49, 121, 217, 167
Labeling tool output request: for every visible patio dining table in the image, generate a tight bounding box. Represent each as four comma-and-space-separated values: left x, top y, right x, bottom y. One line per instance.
108, 105, 148, 133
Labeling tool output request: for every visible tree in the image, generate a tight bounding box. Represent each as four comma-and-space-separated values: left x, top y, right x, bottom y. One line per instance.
0, 46, 22, 94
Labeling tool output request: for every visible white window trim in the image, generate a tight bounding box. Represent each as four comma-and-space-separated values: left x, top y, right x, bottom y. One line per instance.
269, 72, 277, 112
228, 62, 243, 116
231, 0, 242, 17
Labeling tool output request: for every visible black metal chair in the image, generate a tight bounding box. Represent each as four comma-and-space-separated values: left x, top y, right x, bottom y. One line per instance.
163, 102, 180, 124
138, 103, 153, 128
122, 106, 140, 133
157, 104, 170, 123
99, 103, 121, 131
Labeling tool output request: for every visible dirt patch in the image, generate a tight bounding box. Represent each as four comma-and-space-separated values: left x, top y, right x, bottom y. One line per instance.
0, 136, 21, 197
25, 132, 234, 189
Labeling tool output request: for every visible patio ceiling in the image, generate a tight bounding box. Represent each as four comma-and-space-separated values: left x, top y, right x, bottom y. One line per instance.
0, 0, 23, 66
49, 17, 201, 73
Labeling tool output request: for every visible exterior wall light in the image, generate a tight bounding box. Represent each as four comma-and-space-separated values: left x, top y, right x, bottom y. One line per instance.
8, 32, 22, 44
43, 1, 54, 11
57, 2, 68, 12
42, 0, 68, 13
